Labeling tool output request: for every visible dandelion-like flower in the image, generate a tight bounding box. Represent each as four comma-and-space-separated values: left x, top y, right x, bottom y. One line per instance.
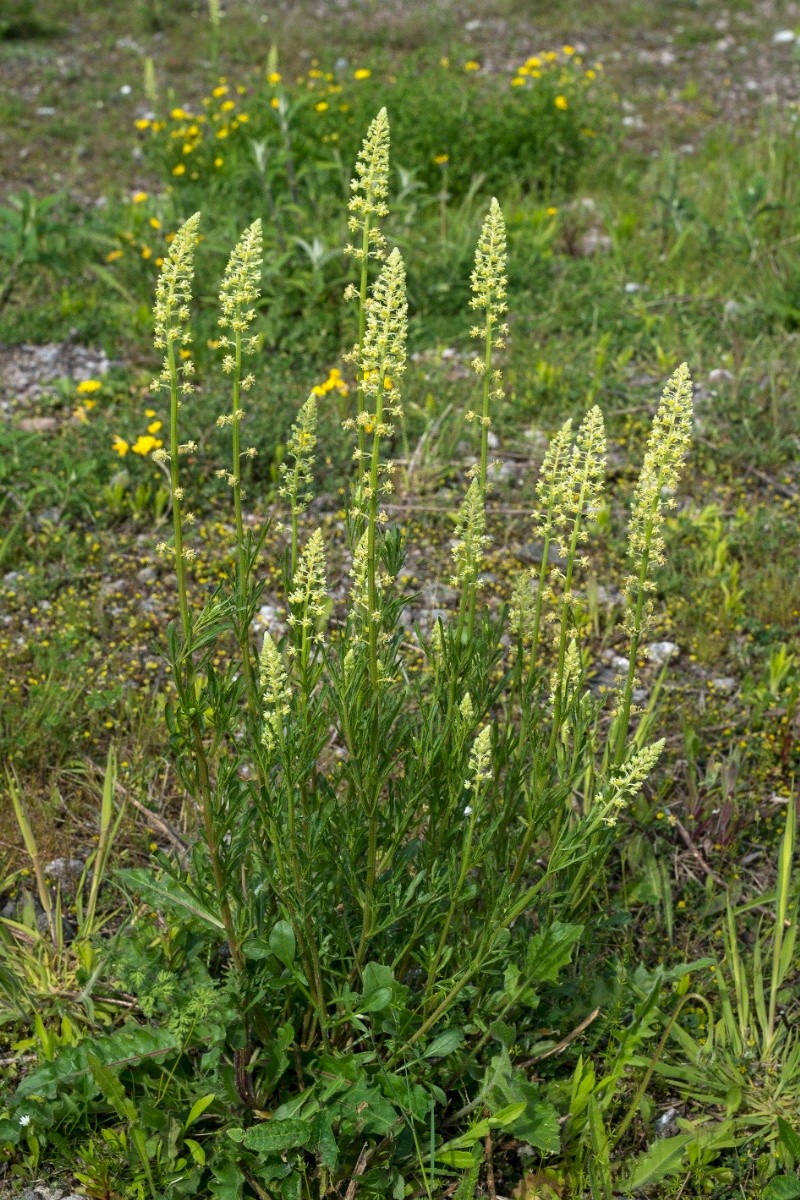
601, 739, 664, 825
450, 478, 487, 591
345, 107, 390, 267
259, 632, 291, 754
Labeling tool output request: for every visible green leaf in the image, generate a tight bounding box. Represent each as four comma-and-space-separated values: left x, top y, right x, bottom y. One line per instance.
526, 921, 583, 984
778, 1117, 800, 1164
184, 1092, 216, 1133
87, 1053, 135, 1123
621, 1134, 691, 1193
424, 1029, 464, 1058
185, 1137, 206, 1165
359, 986, 393, 1013
0, 1118, 20, 1145
118, 869, 226, 932
764, 1178, 800, 1200
442, 1102, 527, 1151
243, 1118, 312, 1155
16, 1023, 179, 1100
362, 962, 396, 994
269, 920, 296, 967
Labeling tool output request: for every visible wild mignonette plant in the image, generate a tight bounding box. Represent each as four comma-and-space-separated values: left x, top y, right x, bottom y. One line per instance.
78, 113, 693, 1194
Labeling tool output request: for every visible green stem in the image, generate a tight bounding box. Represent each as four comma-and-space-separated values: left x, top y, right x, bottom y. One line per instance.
356, 217, 370, 464
167, 337, 190, 640
230, 328, 256, 705
425, 799, 480, 994
614, 539, 651, 767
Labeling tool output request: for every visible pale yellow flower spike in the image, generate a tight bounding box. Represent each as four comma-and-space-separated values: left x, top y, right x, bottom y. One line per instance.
469, 197, 508, 495
345, 106, 390, 266
451, 477, 487, 592
614, 363, 692, 764
260, 632, 291, 754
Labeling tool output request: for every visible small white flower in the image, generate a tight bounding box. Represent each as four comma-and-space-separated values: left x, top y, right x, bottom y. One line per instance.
19, 1114, 31, 1127
463, 805, 473, 816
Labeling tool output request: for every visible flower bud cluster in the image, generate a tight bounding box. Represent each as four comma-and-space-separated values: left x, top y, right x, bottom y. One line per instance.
450, 478, 487, 590
287, 528, 328, 652
151, 212, 201, 399
624, 363, 693, 634
344, 107, 389, 268
279, 394, 318, 515
601, 739, 664, 826
259, 632, 291, 754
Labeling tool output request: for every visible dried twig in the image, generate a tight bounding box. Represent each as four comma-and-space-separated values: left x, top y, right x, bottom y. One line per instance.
344, 1143, 370, 1200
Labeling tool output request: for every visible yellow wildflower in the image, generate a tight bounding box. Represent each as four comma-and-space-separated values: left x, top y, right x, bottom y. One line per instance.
149, 216, 161, 229
131, 435, 163, 456
172, 163, 186, 175
464, 60, 480, 71
511, 76, 525, 87
353, 68, 371, 80
315, 100, 329, 112
221, 99, 235, 111
134, 118, 151, 130
106, 249, 123, 262
546, 206, 558, 216
132, 191, 148, 204
238, 112, 249, 122
555, 94, 568, 110
214, 156, 224, 167
270, 97, 280, 109
141, 246, 152, 259
170, 106, 189, 119
563, 44, 576, 55
212, 85, 228, 97
440, 56, 449, 68
77, 380, 101, 395
147, 420, 163, 434
433, 153, 449, 164
267, 71, 282, 84
112, 435, 129, 457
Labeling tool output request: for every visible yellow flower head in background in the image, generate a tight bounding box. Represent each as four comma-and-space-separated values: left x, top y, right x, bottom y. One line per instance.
132, 191, 148, 204
77, 379, 101, 395
112, 435, 129, 457
555, 94, 569, 110
354, 68, 371, 80
131, 434, 163, 456
267, 71, 281, 84
464, 60, 480, 71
